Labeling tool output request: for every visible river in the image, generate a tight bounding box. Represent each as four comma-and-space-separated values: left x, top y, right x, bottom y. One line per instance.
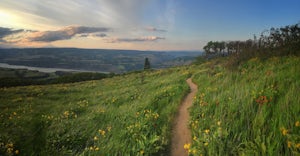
0, 63, 104, 73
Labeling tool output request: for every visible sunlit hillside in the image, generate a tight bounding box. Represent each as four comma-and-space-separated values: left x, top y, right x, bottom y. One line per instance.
190, 56, 300, 155
1, 55, 299, 155
0, 67, 190, 155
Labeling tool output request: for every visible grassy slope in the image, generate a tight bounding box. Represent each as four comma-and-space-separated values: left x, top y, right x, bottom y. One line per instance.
0, 56, 299, 155
189, 56, 300, 155
0, 68, 190, 155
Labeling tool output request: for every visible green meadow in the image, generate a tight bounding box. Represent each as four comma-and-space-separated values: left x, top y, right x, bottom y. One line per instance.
0, 56, 299, 155
0, 68, 190, 155
189, 56, 300, 155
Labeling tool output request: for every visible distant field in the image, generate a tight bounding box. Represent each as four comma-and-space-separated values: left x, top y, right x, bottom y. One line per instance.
0, 67, 54, 79
0, 67, 112, 87
0, 48, 202, 73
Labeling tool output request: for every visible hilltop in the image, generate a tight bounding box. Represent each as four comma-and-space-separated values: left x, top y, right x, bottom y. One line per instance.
0, 54, 299, 155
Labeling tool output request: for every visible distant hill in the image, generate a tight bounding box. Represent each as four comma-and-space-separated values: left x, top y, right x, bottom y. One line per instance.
0, 48, 202, 73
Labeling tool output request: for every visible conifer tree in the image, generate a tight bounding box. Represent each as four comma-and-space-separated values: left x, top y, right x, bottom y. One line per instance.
144, 57, 151, 70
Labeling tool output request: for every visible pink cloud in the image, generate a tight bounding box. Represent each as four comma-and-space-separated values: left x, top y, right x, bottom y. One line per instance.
108, 36, 165, 43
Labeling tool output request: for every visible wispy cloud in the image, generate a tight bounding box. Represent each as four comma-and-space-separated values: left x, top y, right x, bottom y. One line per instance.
0, 1, 155, 30
0, 27, 24, 39
92, 33, 107, 38
145, 26, 167, 32
0, 25, 166, 48
0, 25, 112, 48
0, 1, 175, 49
29, 26, 110, 42
108, 36, 165, 43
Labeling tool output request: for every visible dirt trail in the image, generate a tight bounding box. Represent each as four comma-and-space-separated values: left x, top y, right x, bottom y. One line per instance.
171, 78, 198, 156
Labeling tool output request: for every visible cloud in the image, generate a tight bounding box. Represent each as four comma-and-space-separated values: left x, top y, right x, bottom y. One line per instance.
145, 26, 167, 32
78, 33, 107, 38
78, 34, 89, 37
0, 27, 24, 39
29, 26, 110, 42
0, 1, 155, 30
0, 25, 111, 48
108, 36, 165, 43
93, 33, 107, 38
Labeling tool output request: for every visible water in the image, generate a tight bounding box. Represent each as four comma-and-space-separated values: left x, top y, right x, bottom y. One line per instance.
0, 63, 103, 73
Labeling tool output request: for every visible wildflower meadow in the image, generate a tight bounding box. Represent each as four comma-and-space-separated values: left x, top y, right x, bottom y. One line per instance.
0, 56, 299, 155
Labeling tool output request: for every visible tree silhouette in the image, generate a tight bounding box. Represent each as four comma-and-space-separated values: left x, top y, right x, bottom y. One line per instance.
203, 22, 300, 61
144, 57, 151, 70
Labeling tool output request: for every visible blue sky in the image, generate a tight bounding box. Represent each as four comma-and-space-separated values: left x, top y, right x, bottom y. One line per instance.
0, 0, 299, 50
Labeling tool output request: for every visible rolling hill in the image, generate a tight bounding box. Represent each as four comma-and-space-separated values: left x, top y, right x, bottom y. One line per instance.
0, 55, 299, 155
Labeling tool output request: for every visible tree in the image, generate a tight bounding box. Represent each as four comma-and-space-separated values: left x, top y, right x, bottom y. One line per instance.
144, 57, 151, 70
218, 41, 226, 56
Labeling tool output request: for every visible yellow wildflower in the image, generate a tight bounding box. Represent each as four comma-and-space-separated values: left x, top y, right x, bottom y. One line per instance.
183, 143, 191, 150
95, 147, 99, 151
295, 121, 300, 127
193, 136, 197, 141
204, 142, 209, 146
6, 143, 13, 148
93, 136, 98, 141
296, 143, 300, 148
140, 150, 144, 154
63, 111, 69, 117
15, 150, 19, 155
107, 126, 112, 132
192, 149, 196, 154
287, 141, 292, 148
204, 129, 210, 134
280, 127, 288, 136
7, 148, 13, 154
217, 121, 221, 126
98, 129, 106, 136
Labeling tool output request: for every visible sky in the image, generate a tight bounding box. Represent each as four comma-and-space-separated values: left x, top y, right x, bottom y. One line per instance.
0, 0, 299, 51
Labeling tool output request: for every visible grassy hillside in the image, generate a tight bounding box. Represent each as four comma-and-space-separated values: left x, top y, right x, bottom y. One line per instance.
0, 55, 299, 155
0, 67, 190, 155
189, 56, 300, 155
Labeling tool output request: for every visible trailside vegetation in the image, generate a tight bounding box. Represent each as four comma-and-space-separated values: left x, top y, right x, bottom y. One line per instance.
0, 67, 191, 155
186, 22, 300, 155
188, 56, 300, 155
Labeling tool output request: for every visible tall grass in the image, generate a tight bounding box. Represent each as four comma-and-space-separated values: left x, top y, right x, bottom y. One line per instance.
0, 67, 190, 155
189, 56, 300, 155
1, 55, 299, 155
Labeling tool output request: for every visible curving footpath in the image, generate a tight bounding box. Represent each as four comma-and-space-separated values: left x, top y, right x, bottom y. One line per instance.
171, 78, 198, 156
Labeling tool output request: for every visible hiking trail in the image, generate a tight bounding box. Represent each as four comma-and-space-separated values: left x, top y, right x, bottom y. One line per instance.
171, 78, 198, 156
